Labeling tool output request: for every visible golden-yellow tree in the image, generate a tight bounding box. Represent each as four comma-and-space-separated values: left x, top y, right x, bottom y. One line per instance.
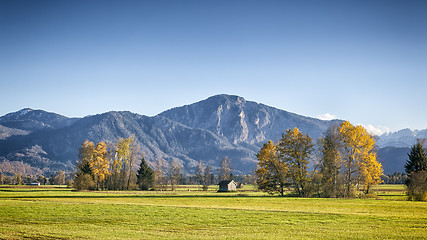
277, 128, 314, 197
77, 140, 95, 175
115, 137, 137, 190
256, 140, 289, 196
74, 140, 95, 190
92, 141, 110, 190
256, 128, 314, 197
337, 121, 382, 196
359, 153, 382, 194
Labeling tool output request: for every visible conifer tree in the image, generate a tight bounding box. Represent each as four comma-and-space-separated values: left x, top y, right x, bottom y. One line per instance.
405, 139, 427, 201
405, 139, 427, 174
136, 157, 154, 191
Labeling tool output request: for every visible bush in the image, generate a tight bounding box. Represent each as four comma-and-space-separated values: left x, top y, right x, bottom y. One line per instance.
406, 171, 427, 201
74, 174, 95, 191
67, 180, 74, 188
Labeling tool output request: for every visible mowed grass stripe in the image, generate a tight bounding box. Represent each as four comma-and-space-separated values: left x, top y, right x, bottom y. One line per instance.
2, 191, 425, 219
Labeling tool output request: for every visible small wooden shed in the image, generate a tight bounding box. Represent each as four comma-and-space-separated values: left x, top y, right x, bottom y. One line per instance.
218, 180, 237, 192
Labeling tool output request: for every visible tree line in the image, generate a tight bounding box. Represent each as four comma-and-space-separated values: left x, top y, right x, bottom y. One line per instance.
256, 121, 383, 198
73, 137, 246, 191
17, 119, 423, 201
0, 170, 72, 186
74, 137, 152, 190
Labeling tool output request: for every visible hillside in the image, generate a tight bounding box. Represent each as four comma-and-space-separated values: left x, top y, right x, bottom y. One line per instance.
0, 94, 416, 175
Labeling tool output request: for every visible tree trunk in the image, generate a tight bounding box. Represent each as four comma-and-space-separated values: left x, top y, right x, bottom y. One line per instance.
280, 183, 284, 197
346, 158, 352, 198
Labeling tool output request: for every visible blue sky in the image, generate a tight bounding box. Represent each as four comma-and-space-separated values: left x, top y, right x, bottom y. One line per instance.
1, 0, 426, 133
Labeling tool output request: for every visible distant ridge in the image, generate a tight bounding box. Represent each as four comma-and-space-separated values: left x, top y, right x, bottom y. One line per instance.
0, 94, 416, 175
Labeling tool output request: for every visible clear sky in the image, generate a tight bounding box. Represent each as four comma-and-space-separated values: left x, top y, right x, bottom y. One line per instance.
1, 0, 426, 134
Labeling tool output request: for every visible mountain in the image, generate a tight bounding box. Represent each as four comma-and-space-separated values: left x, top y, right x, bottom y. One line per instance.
0, 109, 259, 174
0, 108, 78, 132
0, 124, 29, 140
377, 129, 427, 148
159, 95, 341, 148
0, 94, 416, 176
376, 146, 410, 174
374, 129, 427, 174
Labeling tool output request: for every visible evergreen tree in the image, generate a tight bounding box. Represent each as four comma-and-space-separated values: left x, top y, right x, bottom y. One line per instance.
405, 139, 427, 201
136, 157, 154, 191
405, 139, 427, 174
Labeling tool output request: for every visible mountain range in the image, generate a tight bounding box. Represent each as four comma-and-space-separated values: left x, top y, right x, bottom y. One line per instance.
0, 94, 420, 176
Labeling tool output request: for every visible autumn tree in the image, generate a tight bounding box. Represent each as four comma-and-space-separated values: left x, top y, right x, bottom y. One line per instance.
54, 170, 65, 185
168, 159, 183, 191
115, 137, 138, 190
74, 173, 95, 190
337, 121, 382, 196
359, 152, 383, 194
318, 126, 343, 197
277, 128, 314, 197
92, 142, 110, 190
202, 164, 212, 191
136, 157, 154, 190
74, 140, 96, 190
0, 174, 6, 185
37, 175, 47, 185
154, 158, 167, 190
76, 140, 95, 177
14, 173, 22, 185
109, 142, 123, 190
256, 140, 289, 196
405, 139, 427, 201
219, 156, 232, 182
196, 160, 204, 190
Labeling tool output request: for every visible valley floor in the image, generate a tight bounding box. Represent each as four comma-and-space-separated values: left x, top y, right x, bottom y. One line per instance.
0, 185, 425, 239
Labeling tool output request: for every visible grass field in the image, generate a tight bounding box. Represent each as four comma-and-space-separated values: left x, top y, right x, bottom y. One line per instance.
0, 185, 425, 239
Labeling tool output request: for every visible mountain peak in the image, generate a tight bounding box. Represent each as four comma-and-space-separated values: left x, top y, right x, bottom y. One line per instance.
159, 94, 335, 146
18, 108, 33, 114
206, 94, 246, 103
0, 108, 77, 132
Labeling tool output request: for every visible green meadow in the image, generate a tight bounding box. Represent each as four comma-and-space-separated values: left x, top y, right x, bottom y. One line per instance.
0, 185, 425, 239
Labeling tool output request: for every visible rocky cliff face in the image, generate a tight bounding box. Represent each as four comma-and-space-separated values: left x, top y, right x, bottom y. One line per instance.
160, 94, 339, 148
